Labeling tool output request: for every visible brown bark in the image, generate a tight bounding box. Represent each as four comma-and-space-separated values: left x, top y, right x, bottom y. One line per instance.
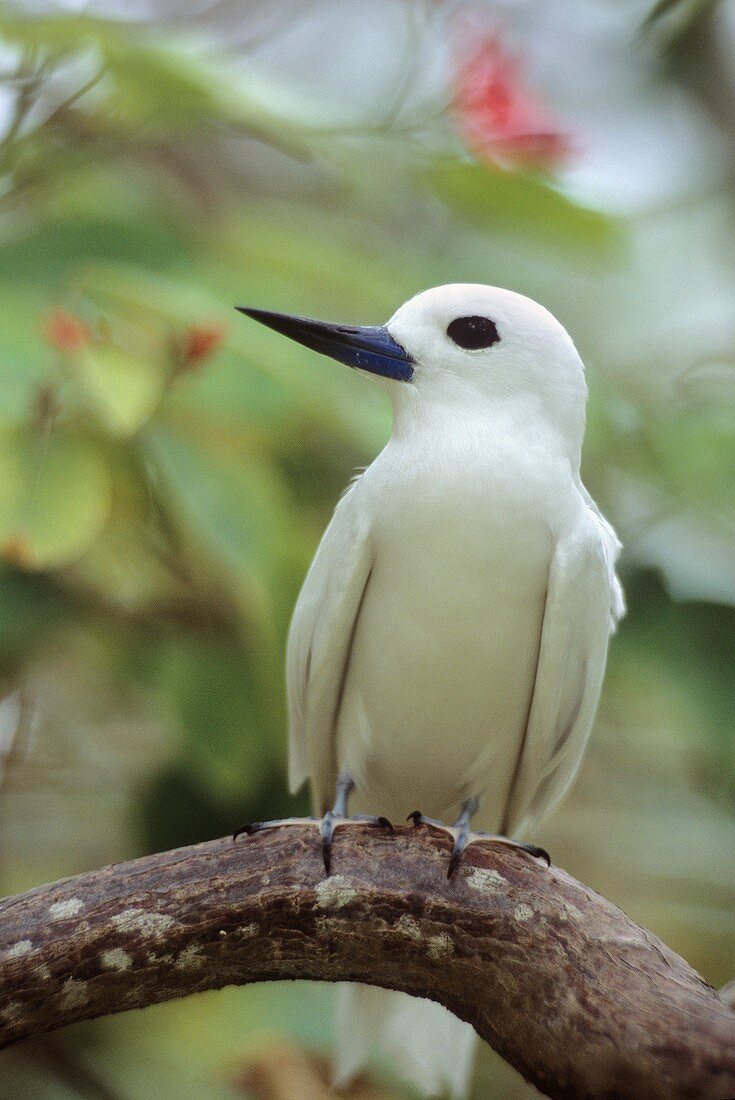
0, 823, 733, 1099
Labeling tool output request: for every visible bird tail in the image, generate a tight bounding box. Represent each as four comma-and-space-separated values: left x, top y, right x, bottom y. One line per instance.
332, 983, 477, 1099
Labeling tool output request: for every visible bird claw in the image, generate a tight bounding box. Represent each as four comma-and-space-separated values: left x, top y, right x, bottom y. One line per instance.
232, 810, 393, 876
233, 804, 551, 880
321, 810, 336, 875
233, 815, 317, 843
447, 830, 470, 879
407, 809, 468, 876
354, 813, 394, 832
321, 812, 394, 875
407, 810, 443, 828
516, 842, 551, 867
407, 808, 551, 877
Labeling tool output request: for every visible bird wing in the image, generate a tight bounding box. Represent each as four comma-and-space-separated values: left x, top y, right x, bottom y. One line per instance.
575, 475, 626, 627
286, 483, 374, 812
502, 502, 624, 837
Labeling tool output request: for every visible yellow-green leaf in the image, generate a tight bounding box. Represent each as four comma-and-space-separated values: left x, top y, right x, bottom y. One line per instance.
74, 344, 165, 437
0, 429, 113, 570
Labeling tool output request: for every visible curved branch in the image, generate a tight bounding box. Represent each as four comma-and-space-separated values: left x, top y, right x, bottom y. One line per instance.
0, 824, 733, 1099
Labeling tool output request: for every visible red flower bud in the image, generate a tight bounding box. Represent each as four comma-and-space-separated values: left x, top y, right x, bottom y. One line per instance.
3, 534, 33, 569
44, 310, 91, 352
181, 324, 226, 365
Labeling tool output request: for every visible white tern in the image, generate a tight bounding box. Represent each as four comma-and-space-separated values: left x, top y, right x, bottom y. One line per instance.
237, 284, 624, 1099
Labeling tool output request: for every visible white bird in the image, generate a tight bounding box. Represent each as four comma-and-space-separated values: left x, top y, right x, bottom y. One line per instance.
237, 284, 624, 1099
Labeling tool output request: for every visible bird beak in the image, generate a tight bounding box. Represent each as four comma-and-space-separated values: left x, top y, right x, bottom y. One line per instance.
236, 306, 414, 382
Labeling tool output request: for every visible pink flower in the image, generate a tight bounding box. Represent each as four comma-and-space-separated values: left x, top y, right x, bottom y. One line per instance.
454, 30, 573, 171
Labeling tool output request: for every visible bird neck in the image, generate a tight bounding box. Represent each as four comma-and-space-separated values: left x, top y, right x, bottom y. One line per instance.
389, 385, 585, 470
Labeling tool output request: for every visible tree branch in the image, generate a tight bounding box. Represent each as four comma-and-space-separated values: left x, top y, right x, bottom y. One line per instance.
0, 824, 733, 1099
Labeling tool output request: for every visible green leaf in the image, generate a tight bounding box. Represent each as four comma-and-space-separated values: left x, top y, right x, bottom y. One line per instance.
0, 15, 219, 129
73, 343, 166, 437
0, 216, 191, 281
426, 159, 623, 257
146, 426, 289, 606
641, 0, 713, 31
646, 405, 735, 512
64, 452, 186, 613
0, 281, 52, 417
643, 0, 685, 23
148, 634, 281, 801
0, 427, 113, 570
0, 567, 70, 667
75, 262, 227, 327
0, 12, 315, 152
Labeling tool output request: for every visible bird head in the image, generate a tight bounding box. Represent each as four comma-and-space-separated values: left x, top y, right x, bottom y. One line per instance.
237, 283, 587, 446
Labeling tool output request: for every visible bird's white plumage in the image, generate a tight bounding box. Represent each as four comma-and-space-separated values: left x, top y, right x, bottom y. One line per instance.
285, 284, 623, 1098
286, 484, 373, 811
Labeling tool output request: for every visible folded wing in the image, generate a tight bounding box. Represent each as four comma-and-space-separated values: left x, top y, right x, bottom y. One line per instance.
286, 485, 374, 813
503, 502, 624, 837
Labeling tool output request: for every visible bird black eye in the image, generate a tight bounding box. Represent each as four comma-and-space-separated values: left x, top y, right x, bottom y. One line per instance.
446, 315, 500, 350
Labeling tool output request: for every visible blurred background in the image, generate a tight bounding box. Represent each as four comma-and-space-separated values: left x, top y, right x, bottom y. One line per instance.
0, 0, 733, 1096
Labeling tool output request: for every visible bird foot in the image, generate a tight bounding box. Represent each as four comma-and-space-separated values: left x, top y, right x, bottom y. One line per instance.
320, 811, 393, 875
233, 815, 317, 840
234, 813, 393, 876
407, 811, 550, 878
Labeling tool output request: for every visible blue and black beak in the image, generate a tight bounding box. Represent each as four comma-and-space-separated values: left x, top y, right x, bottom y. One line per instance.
236, 306, 414, 382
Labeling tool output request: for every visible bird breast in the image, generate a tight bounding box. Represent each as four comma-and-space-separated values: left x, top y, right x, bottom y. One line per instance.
336, 438, 567, 829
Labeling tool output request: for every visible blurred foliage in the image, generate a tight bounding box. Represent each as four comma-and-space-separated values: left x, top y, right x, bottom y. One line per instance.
0, 2, 732, 1098
642, 0, 716, 34
426, 159, 621, 255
